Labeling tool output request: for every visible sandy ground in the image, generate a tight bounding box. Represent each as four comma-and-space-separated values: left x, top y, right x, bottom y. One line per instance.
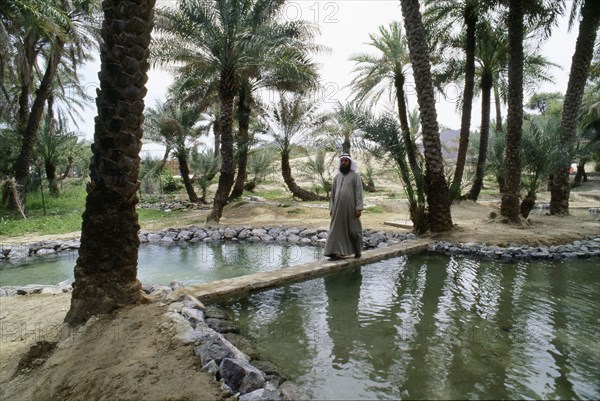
0, 177, 598, 400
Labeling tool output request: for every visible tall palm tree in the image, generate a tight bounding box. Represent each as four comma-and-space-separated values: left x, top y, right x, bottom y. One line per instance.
10, 0, 98, 209
154, 0, 312, 222
0, 0, 66, 120
261, 92, 327, 201
424, 0, 481, 201
464, 20, 507, 201
399, 0, 453, 232
571, 71, 600, 186
550, 0, 600, 215
466, 25, 557, 202
230, 17, 321, 200
499, 0, 525, 222
145, 100, 205, 203
348, 21, 419, 173
65, 0, 155, 326
500, 0, 565, 221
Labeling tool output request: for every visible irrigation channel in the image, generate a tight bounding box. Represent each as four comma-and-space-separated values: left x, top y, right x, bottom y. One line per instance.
210, 253, 599, 400
1, 233, 598, 399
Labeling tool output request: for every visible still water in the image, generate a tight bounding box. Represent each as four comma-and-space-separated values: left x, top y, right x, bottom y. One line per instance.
217, 254, 600, 400
0, 242, 323, 287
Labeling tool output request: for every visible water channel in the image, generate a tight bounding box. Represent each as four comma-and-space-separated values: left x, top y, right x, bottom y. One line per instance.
214, 253, 600, 400
0, 242, 323, 287
2, 242, 598, 399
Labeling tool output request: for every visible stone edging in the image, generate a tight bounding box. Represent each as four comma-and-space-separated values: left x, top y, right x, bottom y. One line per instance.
0, 226, 417, 261
429, 236, 600, 261
166, 293, 299, 400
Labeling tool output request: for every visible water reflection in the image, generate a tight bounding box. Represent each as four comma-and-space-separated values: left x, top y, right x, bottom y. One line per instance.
218, 255, 600, 400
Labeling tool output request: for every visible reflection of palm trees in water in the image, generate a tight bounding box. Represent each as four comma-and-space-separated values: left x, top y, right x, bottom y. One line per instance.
548, 266, 579, 400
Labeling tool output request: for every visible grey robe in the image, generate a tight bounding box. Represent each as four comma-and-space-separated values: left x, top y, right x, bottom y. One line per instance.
324, 170, 364, 257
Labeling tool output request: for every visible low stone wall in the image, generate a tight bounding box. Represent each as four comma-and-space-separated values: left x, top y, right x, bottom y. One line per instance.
165, 293, 300, 400
430, 236, 600, 261
0, 226, 417, 262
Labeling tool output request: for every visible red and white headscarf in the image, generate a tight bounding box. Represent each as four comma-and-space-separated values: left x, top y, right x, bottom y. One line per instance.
339, 152, 358, 172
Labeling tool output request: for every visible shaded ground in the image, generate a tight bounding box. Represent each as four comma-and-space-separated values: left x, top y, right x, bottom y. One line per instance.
0, 177, 598, 400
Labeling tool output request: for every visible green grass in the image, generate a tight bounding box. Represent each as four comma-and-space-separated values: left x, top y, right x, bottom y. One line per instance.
0, 212, 84, 237
0, 181, 186, 238
0, 182, 87, 237
255, 187, 288, 200
363, 206, 384, 214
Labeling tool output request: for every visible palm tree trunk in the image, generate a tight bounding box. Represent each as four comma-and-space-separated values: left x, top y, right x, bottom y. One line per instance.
229, 83, 252, 201
16, 32, 36, 138
395, 76, 419, 174
572, 158, 587, 188
12, 38, 65, 209
519, 190, 536, 219
281, 150, 325, 201
450, 4, 477, 201
400, 0, 453, 232
65, 0, 155, 326
207, 69, 237, 223
493, 81, 503, 132
45, 160, 60, 196
206, 115, 221, 182
44, 95, 59, 196
466, 73, 492, 201
62, 156, 74, 179
500, 0, 524, 223
157, 146, 170, 173
550, 0, 600, 215
178, 152, 198, 203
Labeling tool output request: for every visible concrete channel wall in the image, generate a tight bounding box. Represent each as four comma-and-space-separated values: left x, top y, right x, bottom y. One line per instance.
168, 238, 433, 303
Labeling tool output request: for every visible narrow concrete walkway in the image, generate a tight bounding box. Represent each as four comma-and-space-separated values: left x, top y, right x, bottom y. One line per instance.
169, 238, 433, 303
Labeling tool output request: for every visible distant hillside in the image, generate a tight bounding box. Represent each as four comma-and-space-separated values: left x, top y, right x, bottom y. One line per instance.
439, 129, 460, 160
416, 128, 460, 161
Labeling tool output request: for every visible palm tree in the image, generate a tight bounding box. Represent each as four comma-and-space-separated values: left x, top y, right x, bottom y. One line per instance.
465, 22, 557, 202
228, 22, 321, 201
463, 20, 507, 201
9, 0, 98, 209
35, 108, 78, 195
350, 106, 429, 234
499, 0, 526, 222
168, 73, 221, 181
190, 148, 218, 204
145, 100, 205, 203
348, 21, 419, 173
520, 113, 561, 217
399, 0, 453, 232
65, 0, 155, 326
550, 0, 600, 215
261, 92, 327, 201
319, 103, 363, 155
154, 0, 314, 222
424, 0, 481, 201
571, 71, 600, 186
499, 0, 566, 221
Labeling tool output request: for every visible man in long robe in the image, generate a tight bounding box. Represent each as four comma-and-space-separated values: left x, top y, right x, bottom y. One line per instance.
324, 153, 364, 260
